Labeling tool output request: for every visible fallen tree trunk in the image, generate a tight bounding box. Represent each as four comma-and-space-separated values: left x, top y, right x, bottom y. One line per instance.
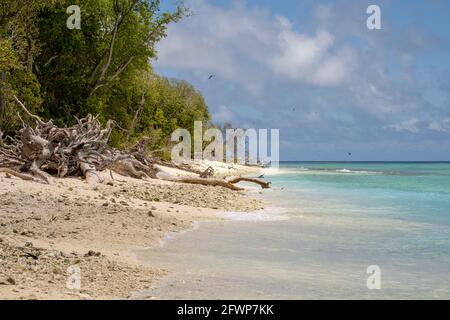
227, 177, 271, 189
155, 171, 243, 191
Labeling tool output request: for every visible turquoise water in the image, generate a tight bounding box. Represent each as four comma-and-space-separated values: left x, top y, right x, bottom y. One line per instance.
262, 162, 450, 297
137, 162, 450, 299
271, 162, 450, 225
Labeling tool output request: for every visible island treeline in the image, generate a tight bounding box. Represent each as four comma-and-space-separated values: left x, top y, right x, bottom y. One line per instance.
0, 0, 211, 158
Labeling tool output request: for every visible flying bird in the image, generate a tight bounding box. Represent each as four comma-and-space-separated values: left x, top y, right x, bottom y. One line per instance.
208, 74, 215, 80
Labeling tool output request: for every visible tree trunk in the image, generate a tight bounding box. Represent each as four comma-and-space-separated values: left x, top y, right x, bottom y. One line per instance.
126, 91, 145, 143
227, 177, 271, 189
0, 70, 6, 127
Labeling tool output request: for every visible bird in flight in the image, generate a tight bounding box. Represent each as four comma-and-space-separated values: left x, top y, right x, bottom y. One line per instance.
208, 74, 215, 80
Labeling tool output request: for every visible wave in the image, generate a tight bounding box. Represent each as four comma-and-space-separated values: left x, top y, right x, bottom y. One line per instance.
263, 167, 309, 176
335, 168, 382, 174
332, 169, 445, 176
263, 166, 449, 177
265, 167, 382, 176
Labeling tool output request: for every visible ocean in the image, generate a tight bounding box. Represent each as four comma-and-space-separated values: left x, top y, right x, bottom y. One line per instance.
136, 162, 450, 299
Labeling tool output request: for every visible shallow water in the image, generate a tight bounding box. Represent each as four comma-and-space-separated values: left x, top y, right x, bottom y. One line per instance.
136, 162, 450, 299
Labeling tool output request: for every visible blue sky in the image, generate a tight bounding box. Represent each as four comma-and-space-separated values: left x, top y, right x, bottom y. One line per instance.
155, 0, 450, 161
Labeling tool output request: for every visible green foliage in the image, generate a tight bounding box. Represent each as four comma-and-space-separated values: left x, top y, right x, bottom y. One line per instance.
0, 36, 42, 133
0, 0, 211, 156
34, 0, 185, 123
0, 1, 52, 132
97, 68, 210, 152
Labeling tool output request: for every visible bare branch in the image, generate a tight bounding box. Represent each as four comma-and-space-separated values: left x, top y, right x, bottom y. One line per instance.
43, 55, 58, 67
13, 95, 44, 125
126, 91, 146, 143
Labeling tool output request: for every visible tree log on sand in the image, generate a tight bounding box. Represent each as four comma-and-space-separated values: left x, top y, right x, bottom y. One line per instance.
155, 171, 244, 191
227, 177, 271, 189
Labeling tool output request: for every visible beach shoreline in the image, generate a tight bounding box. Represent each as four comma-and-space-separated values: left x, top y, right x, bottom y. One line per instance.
0, 162, 263, 300
129, 162, 450, 300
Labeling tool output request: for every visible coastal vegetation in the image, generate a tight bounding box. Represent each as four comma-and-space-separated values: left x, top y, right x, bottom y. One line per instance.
0, 0, 210, 156
0, 0, 269, 190
0, 1, 267, 300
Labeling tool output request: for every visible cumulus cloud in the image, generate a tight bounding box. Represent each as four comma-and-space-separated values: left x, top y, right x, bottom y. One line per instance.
272, 28, 355, 86
154, 0, 450, 159
305, 111, 321, 122
213, 105, 235, 124
429, 118, 450, 134
385, 118, 420, 133
156, 0, 422, 118
156, 0, 276, 94
156, 0, 355, 91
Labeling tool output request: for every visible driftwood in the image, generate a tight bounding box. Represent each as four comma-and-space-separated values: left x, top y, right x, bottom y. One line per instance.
177, 178, 243, 191
155, 171, 243, 191
0, 168, 35, 181
0, 96, 270, 191
227, 177, 271, 189
199, 166, 214, 178
154, 169, 270, 191
0, 96, 157, 184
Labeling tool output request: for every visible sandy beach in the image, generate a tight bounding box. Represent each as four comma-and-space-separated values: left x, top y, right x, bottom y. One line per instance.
0, 162, 263, 300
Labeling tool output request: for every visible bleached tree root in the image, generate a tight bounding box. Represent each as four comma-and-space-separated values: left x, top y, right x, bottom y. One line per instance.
109, 160, 150, 180
0, 96, 155, 185
80, 163, 104, 184
0, 168, 35, 181
29, 161, 53, 184
0, 95, 271, 191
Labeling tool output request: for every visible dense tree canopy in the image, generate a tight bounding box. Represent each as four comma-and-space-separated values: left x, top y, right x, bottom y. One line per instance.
0, 0, 210, 156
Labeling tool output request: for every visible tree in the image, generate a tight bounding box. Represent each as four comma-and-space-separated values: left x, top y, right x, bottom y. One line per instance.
35, 0, 186, 124
1, 0, 211, 158
0, 0, 57, 133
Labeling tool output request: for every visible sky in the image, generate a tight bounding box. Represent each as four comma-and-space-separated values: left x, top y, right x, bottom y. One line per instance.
154, 0, 450, 161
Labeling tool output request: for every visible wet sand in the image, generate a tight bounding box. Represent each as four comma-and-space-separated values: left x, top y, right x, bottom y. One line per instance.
0, 163, 263, 299
133, 205, 450, 300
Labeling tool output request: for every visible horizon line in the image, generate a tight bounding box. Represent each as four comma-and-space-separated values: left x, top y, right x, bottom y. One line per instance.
278, 160, 450, 163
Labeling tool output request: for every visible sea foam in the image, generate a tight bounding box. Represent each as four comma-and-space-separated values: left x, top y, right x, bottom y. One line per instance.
216, 207, 289, 222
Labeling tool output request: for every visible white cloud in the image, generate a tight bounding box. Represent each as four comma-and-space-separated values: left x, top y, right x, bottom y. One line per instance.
305, 111, 321, 122
156, 0, 355, 91
154, 0, 437, 141
271, 28, 354, 86
429, 118, 450, 133
385, 118, 420, 133
213, 105, 234, 124
156, 0, 276, 94
314, 4, 333, 26
349, 78, 421, 116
